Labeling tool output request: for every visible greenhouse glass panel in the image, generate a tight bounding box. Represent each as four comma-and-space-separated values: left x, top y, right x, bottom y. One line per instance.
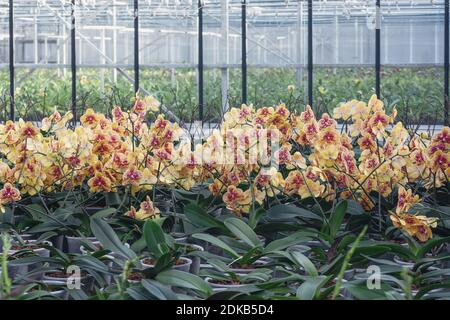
381, 0, 445, 126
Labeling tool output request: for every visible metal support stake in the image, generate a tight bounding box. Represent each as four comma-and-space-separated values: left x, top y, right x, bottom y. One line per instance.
375, 0, 381, 98
221, 0, 229, 114
9, 0, 14, 121
241, 0, 247, 104
198, 0, 204, 121
71, 0, 76, 124
134, 0, 139, 93
445, 0, 449, 125
308, 0, 313, 107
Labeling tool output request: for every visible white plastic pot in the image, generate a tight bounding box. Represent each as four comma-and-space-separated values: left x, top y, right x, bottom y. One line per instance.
204, 277, 246, 292
65, 236, 97, 254
141, 257, 192, 273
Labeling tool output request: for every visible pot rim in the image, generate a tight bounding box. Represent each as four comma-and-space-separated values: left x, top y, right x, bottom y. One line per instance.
140, 256, 192, 268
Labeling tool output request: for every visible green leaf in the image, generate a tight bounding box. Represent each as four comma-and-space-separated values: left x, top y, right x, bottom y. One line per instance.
248, 207, 265, 229
184, 203, 226, 231
289, 250, 318, 277
156, 270, 212, 297
346, 200, 364, 216
141, 279, 178, 300
266, 204, 322, 221
224, 217, 262, 248
345, 283, 391, 300
143, 219, 169, 259
90, 218, 136, 260
263, 232, 312, 254
105, 192, 121, 206
329, 201, 348, 242
296, 276, 330, 300
23, 204, 48, 221
417, 236, 450, 259
91, 208, 116, 219
192, 233, 239, 258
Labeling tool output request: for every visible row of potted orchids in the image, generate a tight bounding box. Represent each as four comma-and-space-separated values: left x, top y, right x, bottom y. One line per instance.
0, 92, 449, 299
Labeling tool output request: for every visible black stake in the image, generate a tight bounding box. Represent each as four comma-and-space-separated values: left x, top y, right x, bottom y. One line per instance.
8, 0, 14, 121
71, 0, 76, 124
375, 0, 381, 98
198, 0, 204, 121
134, 0, 139, 94
445, 0, 449, 126
242, 0, 247, 105
308, 0, 313, 108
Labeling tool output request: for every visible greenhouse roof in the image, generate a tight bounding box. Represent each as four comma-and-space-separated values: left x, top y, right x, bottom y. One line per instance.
0, 0, 446, 29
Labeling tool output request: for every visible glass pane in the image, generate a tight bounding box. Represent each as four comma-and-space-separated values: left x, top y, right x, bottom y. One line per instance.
381, 0, 445, 126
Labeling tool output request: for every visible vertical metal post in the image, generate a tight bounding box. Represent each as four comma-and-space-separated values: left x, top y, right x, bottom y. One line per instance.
296, 2, 303, 88
134, 0, 139, 93
9, 0, 14, 121
308, 0, 313, 107
62, 22, 67, 77
220, 0, 229, 114
112, 0, 117, 82
71, 0, 76, 124
241, 0, 247, 104
334, 7, 339, 75
34, 9, 38, 64
101, 29, 106, 93
445, 0, 449, 125
375, 0, 381, 98
198, 0, 204, 121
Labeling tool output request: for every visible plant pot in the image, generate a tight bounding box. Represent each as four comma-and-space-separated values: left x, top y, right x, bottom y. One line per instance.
6, 240, 52, 256
183, 244, 204, 275
6, 263, 29, 282
79, 241, 102, 255
229, 258, 271, 275
65, 236, 97, 254
171, 232, 188, 244
141, 257, 192, 273
6, 240, 53, 282
40, 280, 69, 300
204, 277, 246, 292
42, 271, 93, 292
13, 233, 36, 241
127, 272, 144, 284
50, 235, 65, 251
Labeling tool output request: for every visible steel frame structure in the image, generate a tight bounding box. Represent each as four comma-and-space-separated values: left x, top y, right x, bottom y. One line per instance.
0, 0, 448, 125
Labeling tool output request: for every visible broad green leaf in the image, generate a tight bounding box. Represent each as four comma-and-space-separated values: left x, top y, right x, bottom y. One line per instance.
143, 219, 169, 259
289, 250, 318, 277
417, 236, 450, 258
329, 201, 347, 242
105, 192, 121, 206
156, 270, 213, 297
184, 203, 226, 231
346, 200, 364, 216
266, 204, 322, 221
192, 233, 239, 258
90, 218, 136, 260
91, 208, 116, 219
296, 276, 330, 300
224, 217, 262, 248
141, 279, 178, 300
263, 232, 312, 254
345, 283, 392, 300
